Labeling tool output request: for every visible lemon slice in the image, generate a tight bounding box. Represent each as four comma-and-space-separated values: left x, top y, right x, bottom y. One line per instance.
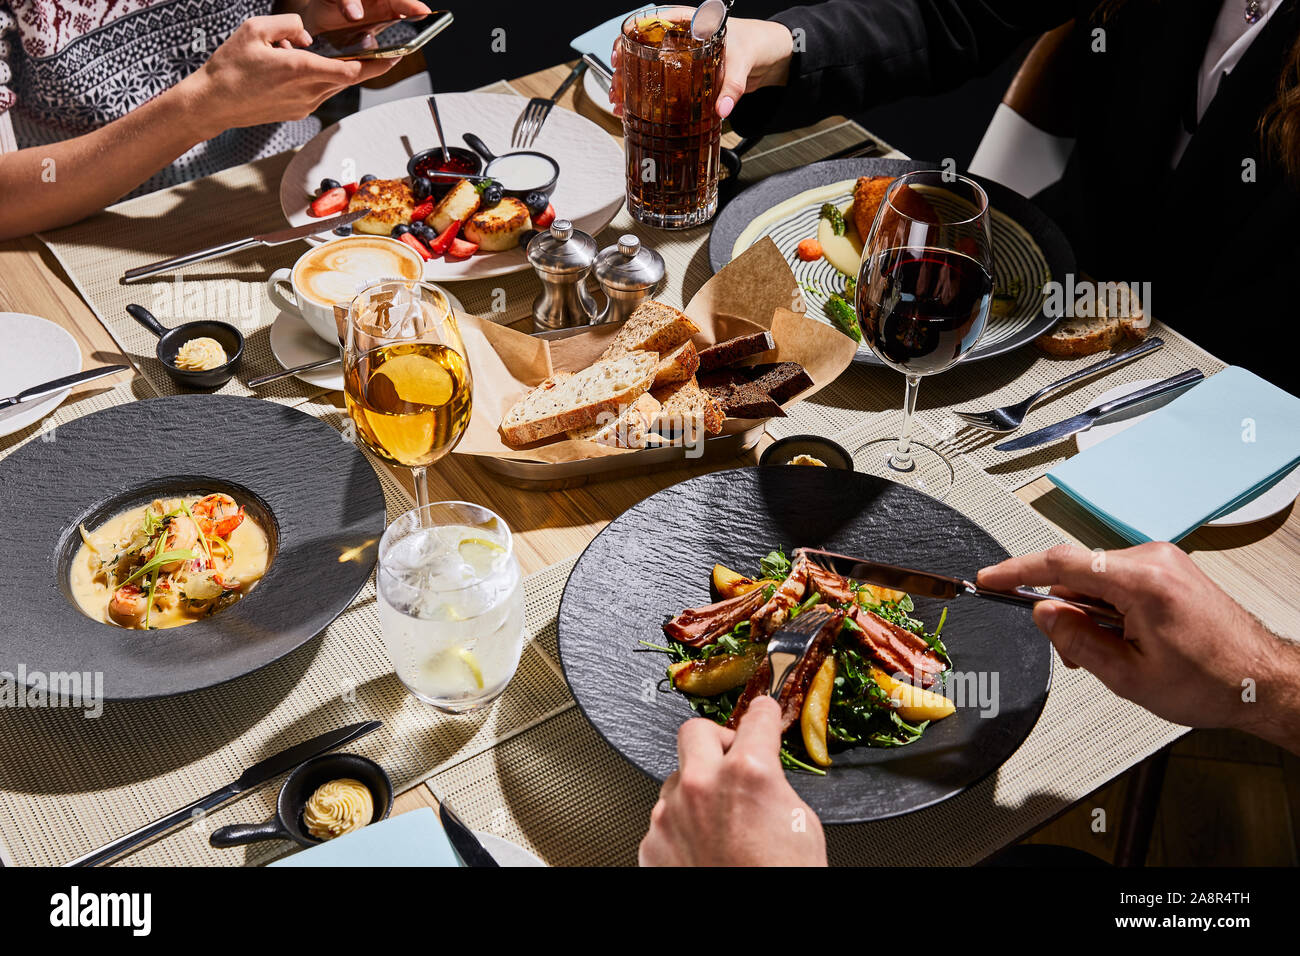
375, 353, 454, 407
456, 648, 485, 689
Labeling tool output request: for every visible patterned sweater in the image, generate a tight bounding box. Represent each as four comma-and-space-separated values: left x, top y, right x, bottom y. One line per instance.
0, 0, 318, 195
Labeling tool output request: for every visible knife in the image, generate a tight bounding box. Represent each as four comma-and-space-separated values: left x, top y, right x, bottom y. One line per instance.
993, 369, 1205, 452
581, 52, 613, 89
437, 799, 499, 867
65, 719, 382, 867
801, 549, 1125, 629
1, 365, 129, 409
121, 208, 372, 283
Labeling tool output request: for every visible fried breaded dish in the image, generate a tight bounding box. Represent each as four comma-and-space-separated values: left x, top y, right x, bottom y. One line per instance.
348, 178, 416, 235
852, 175, 940, 241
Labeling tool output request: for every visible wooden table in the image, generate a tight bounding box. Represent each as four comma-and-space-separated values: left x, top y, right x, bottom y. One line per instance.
4, 61, 1297, 842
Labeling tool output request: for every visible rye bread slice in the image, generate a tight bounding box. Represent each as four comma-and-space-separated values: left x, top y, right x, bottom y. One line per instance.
696, 331, 776, 373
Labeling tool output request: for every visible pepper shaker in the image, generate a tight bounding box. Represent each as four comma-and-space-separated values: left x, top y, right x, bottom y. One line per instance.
527, 220, 599, 333
593, 235, 666, 326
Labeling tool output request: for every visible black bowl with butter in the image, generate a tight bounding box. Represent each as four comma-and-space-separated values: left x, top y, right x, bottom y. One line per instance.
759, 435, 855, 471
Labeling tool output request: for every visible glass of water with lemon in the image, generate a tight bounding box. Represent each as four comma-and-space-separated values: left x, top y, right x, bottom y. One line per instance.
377, 502, 525, 712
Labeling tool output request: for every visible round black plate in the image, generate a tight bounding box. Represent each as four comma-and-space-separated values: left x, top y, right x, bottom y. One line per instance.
709, 158, 1076, 366
0, 395, 386, 699
557, 467, 1052, 824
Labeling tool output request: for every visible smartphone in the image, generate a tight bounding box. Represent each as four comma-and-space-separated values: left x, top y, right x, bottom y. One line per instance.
309, 10, 453, 60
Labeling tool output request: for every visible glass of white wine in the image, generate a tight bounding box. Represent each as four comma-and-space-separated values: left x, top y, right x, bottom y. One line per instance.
344, 280, 472, 509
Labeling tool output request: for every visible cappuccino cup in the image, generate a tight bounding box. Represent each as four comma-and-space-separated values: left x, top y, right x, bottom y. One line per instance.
267, 236, 424, 343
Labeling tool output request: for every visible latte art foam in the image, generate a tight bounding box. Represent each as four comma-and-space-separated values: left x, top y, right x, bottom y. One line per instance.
294, 239, 423, 306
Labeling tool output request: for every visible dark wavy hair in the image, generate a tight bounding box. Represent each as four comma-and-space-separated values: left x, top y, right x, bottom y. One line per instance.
1093, 0, 1300, 180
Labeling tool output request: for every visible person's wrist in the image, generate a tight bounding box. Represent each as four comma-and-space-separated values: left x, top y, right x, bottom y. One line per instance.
1232, 622, 1300, 753
171, 70, 227, 143
753, 20, 793, 88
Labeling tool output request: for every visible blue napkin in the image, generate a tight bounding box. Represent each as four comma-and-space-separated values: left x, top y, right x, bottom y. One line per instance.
570, 9, 641, 63
269, 808, 462, 867
1047, 366, 1300, 543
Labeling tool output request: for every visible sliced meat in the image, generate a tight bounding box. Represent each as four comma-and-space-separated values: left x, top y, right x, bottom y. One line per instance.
749, 553, 811, 638
805, 562, 854, 605
727, 607, 845, 731
845, 605, 947, 687
663, 587, 767, 648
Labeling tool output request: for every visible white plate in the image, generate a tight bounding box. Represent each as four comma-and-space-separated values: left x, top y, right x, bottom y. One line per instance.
268, 288, 468, 391
1076, 378, 1300, 527
0, 313, 82, 438
474, 830, 546, 867
280, 92, 626, 282
582, 67, 617, 117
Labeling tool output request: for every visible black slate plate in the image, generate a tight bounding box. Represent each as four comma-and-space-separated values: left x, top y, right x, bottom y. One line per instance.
0, 395, 386, 700
708, 158, 1076, 366
557, 467, 1052, 824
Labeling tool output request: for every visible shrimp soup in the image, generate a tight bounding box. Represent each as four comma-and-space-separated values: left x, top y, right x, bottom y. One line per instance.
70, 494, 271, 629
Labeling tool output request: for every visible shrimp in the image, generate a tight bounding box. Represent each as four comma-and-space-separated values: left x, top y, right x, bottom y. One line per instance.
192, 494, 245, 539
153, 514, 200, 573
108, 584, 148, 628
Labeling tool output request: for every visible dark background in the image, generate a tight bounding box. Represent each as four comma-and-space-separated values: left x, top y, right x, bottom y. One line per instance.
411, 0, 1033, 166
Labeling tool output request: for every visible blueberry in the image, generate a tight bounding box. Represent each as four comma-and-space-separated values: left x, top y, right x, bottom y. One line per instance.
523, 191, 548, 216
333, 224, 353, 236
418, 223, 436, 241
360, 174, 377, 184
391, 223, 411, 237
411, 176, 433, 201
320, 177, 341, 193
482, 183, 504, 206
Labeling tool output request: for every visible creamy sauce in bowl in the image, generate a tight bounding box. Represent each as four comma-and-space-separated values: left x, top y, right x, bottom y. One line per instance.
485, 152, 558, 192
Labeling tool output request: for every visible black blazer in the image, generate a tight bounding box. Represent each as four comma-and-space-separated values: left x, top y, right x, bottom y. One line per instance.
731, 0, 1300, 390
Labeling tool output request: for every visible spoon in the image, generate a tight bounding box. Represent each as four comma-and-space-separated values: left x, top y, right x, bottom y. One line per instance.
691, 0, 730, 39
427, 96, 450, 163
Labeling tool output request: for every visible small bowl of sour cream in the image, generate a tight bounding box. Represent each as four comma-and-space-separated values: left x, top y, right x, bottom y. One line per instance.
462, 133, 560, 201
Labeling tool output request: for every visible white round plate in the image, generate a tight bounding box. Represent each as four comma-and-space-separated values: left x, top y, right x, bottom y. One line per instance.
1077, 378, 1300, 527
473, 830, 546, 867
280, 92, 627, 282
0, 313, 82, 438
582, 67, 617, 117
268, 288, 466, 391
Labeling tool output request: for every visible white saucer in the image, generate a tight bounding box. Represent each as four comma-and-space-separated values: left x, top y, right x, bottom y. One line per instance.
1076, 378, 1300, 527
268, 288, 469, 391
474, 830, 546, 867
0, 313, 82, 438
582, 67, 617, 117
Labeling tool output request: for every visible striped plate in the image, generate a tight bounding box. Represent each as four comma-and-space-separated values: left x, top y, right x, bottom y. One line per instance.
709, 158, 1076, 366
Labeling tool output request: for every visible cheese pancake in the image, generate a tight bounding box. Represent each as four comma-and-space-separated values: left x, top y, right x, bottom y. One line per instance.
348, 178, 416, 235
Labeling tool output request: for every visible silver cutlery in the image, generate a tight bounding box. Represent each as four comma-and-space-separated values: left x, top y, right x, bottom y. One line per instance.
65, 720, 382, 867
121, 209, 372, 283
993, 368, 1205, 452
427, 96, 451, 163
436, 797, 499, 867
512, 60, 588, 149
953, 336, 1165, 433
690, 0, 732, 39
581, 52, 612, 90
766, 604, 835, 696
248, 356, 340, 388
1, 365, 129, 410
803, 549, 1125, 629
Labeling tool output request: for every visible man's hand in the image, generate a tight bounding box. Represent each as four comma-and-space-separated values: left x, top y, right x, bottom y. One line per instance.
179, 15, 398, 137
639, 696, 827, 866
978, 543, 1300, 749
297, 0, 431, 38
609, 17, 794, 119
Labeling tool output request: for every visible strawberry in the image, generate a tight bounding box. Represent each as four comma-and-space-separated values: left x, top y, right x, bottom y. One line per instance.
532, 203, 556, 230
428, 220, 461, 256
308, 187, 348, 217
410, 200, 435, 223
343, 181, 359, 198
398, 232, 433, 260
445, 237, 478, 260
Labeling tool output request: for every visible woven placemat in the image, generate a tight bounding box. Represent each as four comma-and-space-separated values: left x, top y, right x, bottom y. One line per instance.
0, 377, 575, 867
427, 415, 1186, 866
771, 320, 1228, 490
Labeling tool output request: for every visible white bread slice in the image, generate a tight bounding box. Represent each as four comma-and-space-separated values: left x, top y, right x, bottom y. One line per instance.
600, 300, 700, 359
567, 393, 661, 449
500, 351, 658, 446
1035, 314, 1122, 357
652, 340, 699, 388
651, 377, 724, 439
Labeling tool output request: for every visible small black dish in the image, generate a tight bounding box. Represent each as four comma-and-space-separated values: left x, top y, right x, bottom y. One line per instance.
760, 434, 855, 471
462, 132, 560, 201
126, 304, 243, 389
209, 752, 393, 849
406, 146, 484, 200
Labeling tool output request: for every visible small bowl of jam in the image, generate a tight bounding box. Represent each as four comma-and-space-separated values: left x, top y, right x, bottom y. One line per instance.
407, 147, 483, 201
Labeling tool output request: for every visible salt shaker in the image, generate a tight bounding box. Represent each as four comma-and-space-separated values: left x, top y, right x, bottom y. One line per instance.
527, 220, 599, 333
593, 235, 666, 326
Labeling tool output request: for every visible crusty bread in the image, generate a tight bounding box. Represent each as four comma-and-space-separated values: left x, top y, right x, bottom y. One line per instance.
652, 377, 724, 438
567, 393, 661, 449
500, 351, 658, 446
1035, 315, 1122, 357
652, 340, 699, 388
601, 300, 700, 359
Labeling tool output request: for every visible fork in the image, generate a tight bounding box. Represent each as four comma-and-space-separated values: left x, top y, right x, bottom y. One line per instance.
952, 336, 1165, 434
766, 605, 836, 696
512, 60, 588, 149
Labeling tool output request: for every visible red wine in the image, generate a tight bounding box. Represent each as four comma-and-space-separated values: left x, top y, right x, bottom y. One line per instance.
857, 247, 992, 374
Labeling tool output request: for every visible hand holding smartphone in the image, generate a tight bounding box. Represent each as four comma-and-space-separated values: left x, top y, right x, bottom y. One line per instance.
309, 9, 452, 60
